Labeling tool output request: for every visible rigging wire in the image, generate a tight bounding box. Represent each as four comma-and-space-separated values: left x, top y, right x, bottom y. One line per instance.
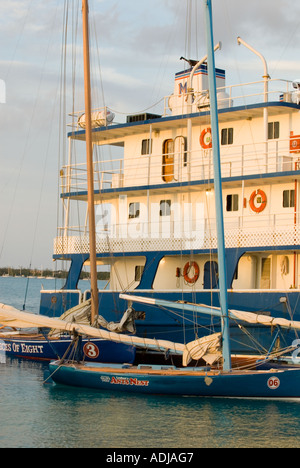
24, 2, 63, 308
55, 0, 70, 286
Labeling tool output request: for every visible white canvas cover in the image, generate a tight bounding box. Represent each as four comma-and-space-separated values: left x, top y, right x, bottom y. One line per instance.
182, 332, 222, 366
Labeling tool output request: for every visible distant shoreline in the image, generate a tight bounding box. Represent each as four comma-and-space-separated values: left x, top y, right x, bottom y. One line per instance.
0, 268, 109, 281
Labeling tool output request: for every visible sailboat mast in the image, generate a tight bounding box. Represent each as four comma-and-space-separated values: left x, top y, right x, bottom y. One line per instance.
204, 0, 231, 370
82, 0, 99, 324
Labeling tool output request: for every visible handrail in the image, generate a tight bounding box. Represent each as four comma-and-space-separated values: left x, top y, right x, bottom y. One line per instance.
59, 136, 298, 194
67, 78, 295, 128
54, 216, 300, 256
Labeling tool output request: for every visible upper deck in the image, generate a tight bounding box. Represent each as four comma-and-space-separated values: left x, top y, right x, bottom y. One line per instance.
55, 68, 300, 258
61, 74, 300, 199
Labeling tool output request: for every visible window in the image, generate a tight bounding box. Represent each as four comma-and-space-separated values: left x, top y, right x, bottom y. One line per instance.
141, 139, 152, 155
221, 128, 234, 145
283, 189, 295, 208
135, 265, 144, 282
129, 202, 140, 219
268, 122, 280, 140
226, 194, 239, 212
160, 200, 171, 216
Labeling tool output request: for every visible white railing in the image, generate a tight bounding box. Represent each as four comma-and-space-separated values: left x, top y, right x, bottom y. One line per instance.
54, 212, 300, 255
61, 77, 299, 194
67, 79, 295, 128
59, 137, 297, 194
163, 78, 294, 116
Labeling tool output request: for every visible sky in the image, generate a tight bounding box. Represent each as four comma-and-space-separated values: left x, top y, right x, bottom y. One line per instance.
0, 0, 300, 270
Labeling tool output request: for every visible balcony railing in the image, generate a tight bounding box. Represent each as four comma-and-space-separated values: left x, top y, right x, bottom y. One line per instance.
54, 212, 300, 256
59, 137, 298, 196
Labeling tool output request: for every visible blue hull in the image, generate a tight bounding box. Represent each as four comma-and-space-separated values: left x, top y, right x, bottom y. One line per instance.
0, 336, 136, 363
39, 289, 300, 354
48, 361, 300, 398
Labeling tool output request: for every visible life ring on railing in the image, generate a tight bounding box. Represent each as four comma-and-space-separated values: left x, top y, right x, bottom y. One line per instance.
200, 128, 212, 149
183, 261, 200, 284
249, 189, 267, 213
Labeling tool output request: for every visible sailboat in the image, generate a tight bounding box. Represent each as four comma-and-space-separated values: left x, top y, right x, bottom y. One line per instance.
39, 0, 300, 398
0, 0, 136, 365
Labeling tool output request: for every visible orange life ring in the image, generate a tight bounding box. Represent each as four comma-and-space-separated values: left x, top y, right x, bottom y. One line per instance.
183, 261, 200, 284
200, 128, 212, 149
249, 189, 267, 213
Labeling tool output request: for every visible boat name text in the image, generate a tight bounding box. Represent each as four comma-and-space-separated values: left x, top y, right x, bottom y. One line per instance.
101, 375, 149, 387
0, 341, 44, 354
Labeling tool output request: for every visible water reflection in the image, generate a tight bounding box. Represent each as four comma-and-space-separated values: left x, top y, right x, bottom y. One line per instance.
2, 357, 300, 448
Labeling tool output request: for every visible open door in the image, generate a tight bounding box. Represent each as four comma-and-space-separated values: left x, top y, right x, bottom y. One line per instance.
162, 139, 174, 182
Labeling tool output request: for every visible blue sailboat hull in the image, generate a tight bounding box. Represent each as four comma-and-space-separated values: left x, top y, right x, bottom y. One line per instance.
48, 361, 300, 398
0, 335, 136, 363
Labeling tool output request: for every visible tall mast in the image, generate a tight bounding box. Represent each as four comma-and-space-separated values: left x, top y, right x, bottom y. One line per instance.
204, 0, 231, 370
82, 0, 99, 324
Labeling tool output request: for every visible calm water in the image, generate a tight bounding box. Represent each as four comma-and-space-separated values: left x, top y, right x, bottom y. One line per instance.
1, 277, 300, 449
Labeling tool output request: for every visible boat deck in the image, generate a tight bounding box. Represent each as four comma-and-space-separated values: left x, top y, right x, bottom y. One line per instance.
64, 359, 281, 377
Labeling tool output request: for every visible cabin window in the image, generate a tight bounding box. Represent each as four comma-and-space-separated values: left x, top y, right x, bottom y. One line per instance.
160, 200, 171, 216
268, 122, 280, 140
129, 202, 140, 219
135, 265, 144, 282
226, 194, 239, 211
221, 128, 234, 145
141, 139, 152, 155
283, 189, 295, 208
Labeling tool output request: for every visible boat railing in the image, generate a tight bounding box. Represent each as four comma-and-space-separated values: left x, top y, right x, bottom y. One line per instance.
54, 211, 300, 255
67, 79, 296, 129
59, 136, 299, 194
163, 78, 295, 116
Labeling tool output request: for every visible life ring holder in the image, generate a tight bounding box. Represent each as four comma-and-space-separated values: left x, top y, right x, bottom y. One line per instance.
249, 189, 267, 213
200, 128, 212, 149
183, 261, 200, 285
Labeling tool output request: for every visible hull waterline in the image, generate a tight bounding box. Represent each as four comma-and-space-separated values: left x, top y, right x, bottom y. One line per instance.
48, 361, 300, 399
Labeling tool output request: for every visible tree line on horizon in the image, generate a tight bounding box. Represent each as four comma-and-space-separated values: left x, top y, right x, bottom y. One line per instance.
0, 267, 110, 280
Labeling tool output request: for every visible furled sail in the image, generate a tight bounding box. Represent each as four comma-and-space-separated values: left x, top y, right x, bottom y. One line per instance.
48, 300, 92, 337
1, 292, 298, 367
0, 303, 221, 366
48, 299, 142, 337
97, 306, 144, 334
119, 293, 300, 332
182, 332, 222, 366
